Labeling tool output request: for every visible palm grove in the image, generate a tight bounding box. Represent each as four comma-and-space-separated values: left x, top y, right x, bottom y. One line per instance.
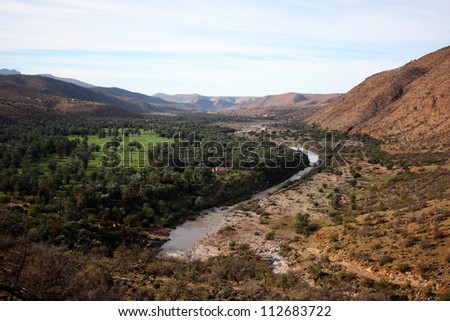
0, 108, 317, 299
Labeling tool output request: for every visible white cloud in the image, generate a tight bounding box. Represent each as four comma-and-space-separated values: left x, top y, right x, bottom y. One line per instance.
1, 0, 449, 95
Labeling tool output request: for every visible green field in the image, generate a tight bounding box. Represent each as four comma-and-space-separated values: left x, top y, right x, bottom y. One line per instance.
72, 129, 171, 146
38, 129, 172, 171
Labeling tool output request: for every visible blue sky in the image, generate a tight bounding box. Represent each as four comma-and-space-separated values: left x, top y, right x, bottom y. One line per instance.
1, 0, 449, 96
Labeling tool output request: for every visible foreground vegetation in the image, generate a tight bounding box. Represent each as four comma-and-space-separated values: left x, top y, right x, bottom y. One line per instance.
206, 120, 449, 300
0, 109, 308, 299
1, 108, 448, 300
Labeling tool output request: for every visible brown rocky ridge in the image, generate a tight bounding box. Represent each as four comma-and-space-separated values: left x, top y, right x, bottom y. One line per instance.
307, 46, 450, 153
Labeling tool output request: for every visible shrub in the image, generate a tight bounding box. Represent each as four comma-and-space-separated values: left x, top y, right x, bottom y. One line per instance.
308, 263, 327, 281
237, 243, 251, 254
26, 195, 44, 204
332, 214, 343, 224
419, 239, 432, 250
352, 172, 361, 179
259, 218, 269, 225
433, 228, 446, 239
295, 213, 320, 235
265, 231, 275, 240
379, 254, 394, 266
440, 291, 450, 301
371, 243, 382, 250
418, 263, 432, 276
329, 234, 339, 242
275, 273, 298, 289
218, 225, 235, 234
123, 214, 141, 227
278, 244, 291, 257
397, 263, 411, 273
27, 206, 39, 216
350, 251, 373, 262
404, 236, 419, 247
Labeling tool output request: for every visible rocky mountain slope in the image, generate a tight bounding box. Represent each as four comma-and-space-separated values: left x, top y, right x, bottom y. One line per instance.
307, 46, 450, 153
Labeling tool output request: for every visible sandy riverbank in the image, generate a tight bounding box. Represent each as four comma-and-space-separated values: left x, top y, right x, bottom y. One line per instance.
171, 170, 348, 273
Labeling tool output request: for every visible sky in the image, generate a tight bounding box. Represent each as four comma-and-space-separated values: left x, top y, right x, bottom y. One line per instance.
1, 0, 449, 96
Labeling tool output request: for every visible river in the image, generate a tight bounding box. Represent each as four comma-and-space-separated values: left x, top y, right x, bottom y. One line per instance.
160, 148, 319, 254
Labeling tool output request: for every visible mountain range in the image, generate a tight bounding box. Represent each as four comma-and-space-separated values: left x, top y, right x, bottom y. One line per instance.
0, 70, 340, 116
153, 92, 341, 111
153, 93, 258, 110
1, 46, 449, 153
0, 74, 187, 118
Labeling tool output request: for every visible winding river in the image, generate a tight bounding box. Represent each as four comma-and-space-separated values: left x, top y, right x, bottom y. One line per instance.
160, 148, 319, 254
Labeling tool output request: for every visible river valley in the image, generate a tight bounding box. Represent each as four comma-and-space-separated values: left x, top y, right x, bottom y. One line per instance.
160, 148, 319, 269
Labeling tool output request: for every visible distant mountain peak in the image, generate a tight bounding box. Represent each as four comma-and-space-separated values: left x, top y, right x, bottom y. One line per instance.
0, 68, 21, 75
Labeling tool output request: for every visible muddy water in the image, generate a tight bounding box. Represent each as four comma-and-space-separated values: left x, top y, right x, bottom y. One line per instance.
160, 148, 319, 254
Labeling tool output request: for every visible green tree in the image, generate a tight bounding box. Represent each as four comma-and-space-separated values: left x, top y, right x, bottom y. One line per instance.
295, 212, 319, 235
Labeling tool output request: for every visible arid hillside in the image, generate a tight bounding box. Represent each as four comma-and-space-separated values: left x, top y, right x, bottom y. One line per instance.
223, 92, 341, 119
239, 92, 341, 109
307, 47, 450, 153
224, 105, 323, 120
